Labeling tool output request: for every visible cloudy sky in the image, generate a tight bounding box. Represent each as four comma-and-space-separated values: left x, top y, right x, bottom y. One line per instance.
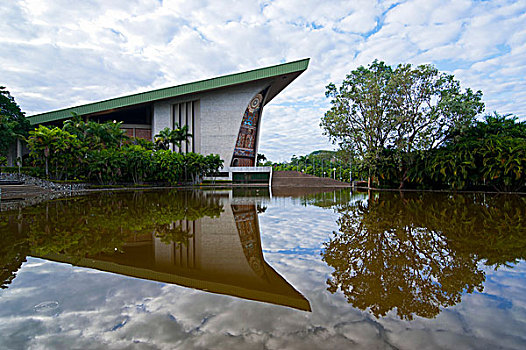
2, 0, 525, 161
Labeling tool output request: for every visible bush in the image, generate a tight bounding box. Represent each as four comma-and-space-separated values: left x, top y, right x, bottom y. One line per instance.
1, 166, 45, 177
24, 119, 224, 185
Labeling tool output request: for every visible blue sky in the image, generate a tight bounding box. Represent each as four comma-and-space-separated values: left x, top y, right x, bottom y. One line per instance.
1, 0, 525, 161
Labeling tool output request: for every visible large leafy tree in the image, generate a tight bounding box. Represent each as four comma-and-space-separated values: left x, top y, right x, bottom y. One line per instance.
321, 61, 396, 184
321, 60, 484, 188
0, 87, 30, 158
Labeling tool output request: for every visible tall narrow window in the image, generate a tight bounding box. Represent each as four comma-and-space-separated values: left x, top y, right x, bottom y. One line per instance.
172, 101, 197, 153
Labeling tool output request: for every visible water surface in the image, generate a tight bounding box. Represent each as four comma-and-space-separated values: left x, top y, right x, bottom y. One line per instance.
0, 189, 525, 349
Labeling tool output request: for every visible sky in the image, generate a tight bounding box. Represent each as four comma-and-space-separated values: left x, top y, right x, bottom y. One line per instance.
1, 0, 525, 162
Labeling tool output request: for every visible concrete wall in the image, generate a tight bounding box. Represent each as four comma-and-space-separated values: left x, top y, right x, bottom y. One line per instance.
152, 101, 173, 140
152, 79, 271, 173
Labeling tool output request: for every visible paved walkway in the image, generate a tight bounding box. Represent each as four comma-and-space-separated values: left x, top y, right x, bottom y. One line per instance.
0, 183, 51, 201
272, 171, 351, 188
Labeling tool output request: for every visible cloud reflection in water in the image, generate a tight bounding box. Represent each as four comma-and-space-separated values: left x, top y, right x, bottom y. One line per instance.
0, 189, 524, 349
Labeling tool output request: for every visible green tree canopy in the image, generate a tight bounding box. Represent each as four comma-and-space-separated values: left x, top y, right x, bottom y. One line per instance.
321, 60, 484, 187
0, 87, 30, 157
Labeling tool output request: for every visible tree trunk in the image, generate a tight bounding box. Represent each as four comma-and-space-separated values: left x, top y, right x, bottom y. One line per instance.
399, 168, 408, 190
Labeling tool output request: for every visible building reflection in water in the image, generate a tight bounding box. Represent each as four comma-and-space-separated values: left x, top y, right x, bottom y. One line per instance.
0, 190, 310, 311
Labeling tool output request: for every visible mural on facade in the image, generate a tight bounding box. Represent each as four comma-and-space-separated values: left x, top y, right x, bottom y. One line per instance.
231, 89, 267, 167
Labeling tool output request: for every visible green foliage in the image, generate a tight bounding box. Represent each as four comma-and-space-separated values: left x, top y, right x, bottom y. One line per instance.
63, 114, 128, 149
153, 150, 184, 184
321, 60, 484, 188
151, 151, 223, 185
120, 144, 155, 184
172, 123, 192, 152
0, 87, 30, 157
85, 148, 126, 185
24, 116, 223, 185
270, 151, 358, 182
322, 61, 396, 166
203, 153, 224, 177
425, 113, 526, 191
131, 137, 155, 150
154, 124, 193, 152
154, 127, 174, 150
26, 125, 83, 179
0, 213, 29, 289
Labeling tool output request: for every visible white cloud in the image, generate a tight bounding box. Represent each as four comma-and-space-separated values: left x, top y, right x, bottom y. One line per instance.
1, 0, 525, 161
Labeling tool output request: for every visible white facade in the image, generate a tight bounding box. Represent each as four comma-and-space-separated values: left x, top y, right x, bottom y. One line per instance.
23, 59, 309, 174
152, 80, 271, 175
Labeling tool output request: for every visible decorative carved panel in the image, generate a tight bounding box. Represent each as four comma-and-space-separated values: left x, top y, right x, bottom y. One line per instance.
231, 89, 267, 167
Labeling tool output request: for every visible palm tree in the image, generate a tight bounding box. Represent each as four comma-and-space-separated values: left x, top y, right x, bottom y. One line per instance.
172, 123, 193, 153
256, 153, 267, 166
154, 127, 173, 150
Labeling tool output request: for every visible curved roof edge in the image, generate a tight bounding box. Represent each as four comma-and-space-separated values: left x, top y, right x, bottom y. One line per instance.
28, 58, 310, 125
38, 253, 311, 311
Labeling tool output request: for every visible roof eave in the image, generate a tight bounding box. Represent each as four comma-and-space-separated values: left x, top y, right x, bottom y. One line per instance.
28, 58, 310, 125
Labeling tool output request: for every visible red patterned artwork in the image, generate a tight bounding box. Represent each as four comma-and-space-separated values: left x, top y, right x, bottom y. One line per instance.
231, 90, 266, 167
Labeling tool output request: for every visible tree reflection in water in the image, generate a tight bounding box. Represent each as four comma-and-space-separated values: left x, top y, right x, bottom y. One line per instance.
322, 192, 526, 320
0, 190, 223, 288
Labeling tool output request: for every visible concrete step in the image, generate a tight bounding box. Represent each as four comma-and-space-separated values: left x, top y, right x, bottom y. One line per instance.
0, 184, 51, 200
0, 180, 24, 185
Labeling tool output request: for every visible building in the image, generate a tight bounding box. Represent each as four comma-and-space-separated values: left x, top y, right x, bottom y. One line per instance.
27, 190, 311, 311
21, 59, 310, 182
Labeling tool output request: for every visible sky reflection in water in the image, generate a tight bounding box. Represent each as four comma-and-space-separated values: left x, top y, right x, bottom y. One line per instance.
0, 189, 525, 349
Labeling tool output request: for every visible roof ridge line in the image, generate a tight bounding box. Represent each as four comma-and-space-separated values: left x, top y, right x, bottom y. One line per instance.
28, 58, 310, 122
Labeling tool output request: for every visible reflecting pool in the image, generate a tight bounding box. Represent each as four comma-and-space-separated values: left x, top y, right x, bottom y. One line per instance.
0, 189, 525, 349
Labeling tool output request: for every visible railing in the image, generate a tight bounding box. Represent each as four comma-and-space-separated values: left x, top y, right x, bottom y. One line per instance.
230, 166, 272, 173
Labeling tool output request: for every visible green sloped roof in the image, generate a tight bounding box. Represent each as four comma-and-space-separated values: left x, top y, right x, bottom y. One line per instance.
28, 58, 310, 125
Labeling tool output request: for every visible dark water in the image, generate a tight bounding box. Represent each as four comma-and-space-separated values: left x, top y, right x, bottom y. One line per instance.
0, 189, 525, 349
